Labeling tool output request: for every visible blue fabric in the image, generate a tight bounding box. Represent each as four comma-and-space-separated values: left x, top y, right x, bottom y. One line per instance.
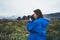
27, 18, 50, 40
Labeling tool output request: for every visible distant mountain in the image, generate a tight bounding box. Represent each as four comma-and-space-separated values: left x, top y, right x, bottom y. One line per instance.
0, 12, 60, 20
0, 16, 5, 19
44, 12, 60, 20
0, 16, 18, 20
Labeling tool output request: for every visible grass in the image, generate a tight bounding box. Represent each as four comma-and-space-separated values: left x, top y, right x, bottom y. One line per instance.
0, 20, 60, 40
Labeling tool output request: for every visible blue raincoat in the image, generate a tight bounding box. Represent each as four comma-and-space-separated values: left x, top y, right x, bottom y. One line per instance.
27, 18, 49, 40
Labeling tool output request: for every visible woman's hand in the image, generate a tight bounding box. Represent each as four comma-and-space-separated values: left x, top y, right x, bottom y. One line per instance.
29, 18, 32, 21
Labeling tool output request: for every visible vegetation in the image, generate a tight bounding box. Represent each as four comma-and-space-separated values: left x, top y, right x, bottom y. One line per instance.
0, 20, 60, 40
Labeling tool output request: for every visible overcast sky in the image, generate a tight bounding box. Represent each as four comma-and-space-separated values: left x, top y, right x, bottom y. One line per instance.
0, 0, 60, 17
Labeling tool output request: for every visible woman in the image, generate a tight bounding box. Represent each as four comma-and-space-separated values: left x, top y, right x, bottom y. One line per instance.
27, 9, 49, 40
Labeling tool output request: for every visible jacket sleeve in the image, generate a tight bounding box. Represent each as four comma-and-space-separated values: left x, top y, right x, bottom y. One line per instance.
27, 20, 43, 34
27, 21, 37, 32
32, 22, 45, 35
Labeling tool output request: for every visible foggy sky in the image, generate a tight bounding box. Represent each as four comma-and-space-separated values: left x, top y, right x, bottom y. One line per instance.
0, 0, 60, 17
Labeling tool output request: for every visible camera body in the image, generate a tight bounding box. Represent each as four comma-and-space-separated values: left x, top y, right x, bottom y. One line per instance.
28, 15, 35, 20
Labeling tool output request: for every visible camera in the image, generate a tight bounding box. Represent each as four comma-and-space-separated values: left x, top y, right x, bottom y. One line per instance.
28, 14, 35, 20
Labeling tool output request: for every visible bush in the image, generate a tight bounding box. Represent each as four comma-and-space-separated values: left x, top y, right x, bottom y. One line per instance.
0, 20, 60, 40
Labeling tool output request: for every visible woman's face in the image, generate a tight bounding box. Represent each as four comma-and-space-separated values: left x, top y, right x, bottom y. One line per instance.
34, 12, 38, 19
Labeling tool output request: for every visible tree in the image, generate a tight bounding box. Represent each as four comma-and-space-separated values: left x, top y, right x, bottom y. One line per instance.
22, 16, 27, 20
17, 17, 21, 20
